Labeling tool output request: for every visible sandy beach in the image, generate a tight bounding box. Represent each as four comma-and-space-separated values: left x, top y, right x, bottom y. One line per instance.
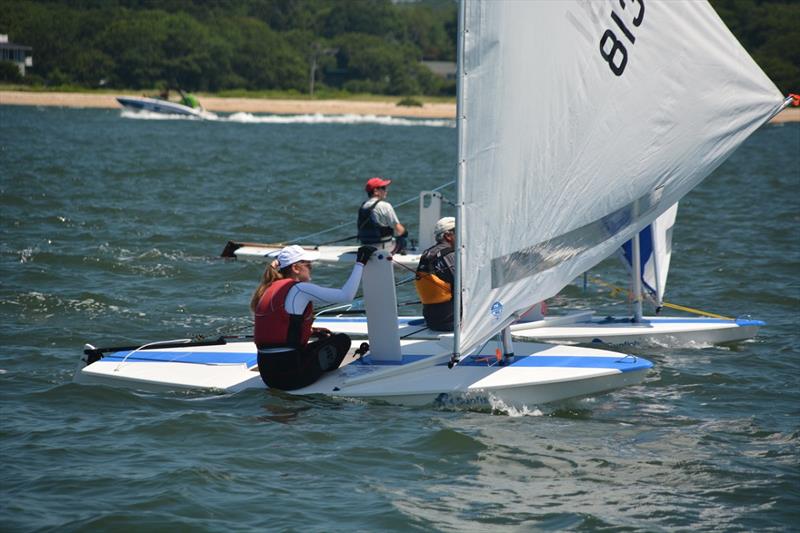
0, 90, 456, 118
1, 90, 797, 122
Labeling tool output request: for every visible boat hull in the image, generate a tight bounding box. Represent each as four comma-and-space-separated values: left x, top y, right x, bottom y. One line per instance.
116, 96, 217, 119
220, 241, 422, 268
313, 314, 763, 347
74, 338, 652, 409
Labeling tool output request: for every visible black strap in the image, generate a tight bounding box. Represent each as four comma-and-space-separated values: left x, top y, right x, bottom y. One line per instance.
286, 314, 305, 348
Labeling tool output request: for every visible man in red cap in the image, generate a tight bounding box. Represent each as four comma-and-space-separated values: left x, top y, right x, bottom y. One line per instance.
357, 177, 407, 252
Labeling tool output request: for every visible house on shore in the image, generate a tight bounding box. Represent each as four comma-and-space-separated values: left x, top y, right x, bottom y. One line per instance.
0, 34, 33, 76
422, 61, 456, 80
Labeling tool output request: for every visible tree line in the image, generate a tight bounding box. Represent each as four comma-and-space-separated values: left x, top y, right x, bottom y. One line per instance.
0, 0, 796, 96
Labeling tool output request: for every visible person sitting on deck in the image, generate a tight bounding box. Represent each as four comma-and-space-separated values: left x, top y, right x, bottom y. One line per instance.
357, 177, 409, 253
251, 244, 376, 391
415, 217, 456, 332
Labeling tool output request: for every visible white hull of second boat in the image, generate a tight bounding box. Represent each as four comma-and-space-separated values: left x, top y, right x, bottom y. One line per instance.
116, 96, 217, 119
221, 241, 422, 268
513, 316, 763, 347
313, 313, 763, 347
74, 338, 652, 408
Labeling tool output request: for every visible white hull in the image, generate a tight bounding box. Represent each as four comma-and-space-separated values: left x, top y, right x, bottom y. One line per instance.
74, 338, 652, 408
221, 241, 422, 268
313, 313, 763, 347
116, 96, 217, 119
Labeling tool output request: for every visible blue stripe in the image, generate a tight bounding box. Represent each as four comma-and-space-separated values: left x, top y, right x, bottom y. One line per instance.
735, 318, 766, 327
356, 353, 653, 373
104, 350, 257, 366
616, 317, 765, 326
501, 355, 653, 372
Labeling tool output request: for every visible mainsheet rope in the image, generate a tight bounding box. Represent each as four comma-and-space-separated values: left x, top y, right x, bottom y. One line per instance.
587, 275, 732, 320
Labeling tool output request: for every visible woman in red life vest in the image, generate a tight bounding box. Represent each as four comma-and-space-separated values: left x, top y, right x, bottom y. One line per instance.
250, 244, 376, 390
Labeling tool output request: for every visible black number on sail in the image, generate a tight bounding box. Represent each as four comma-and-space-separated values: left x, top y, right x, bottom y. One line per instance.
621, 0, 645, 27
600, 0, 644, 76
600, 29, 628, 76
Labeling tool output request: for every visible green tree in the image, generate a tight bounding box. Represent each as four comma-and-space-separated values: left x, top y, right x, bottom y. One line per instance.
220, 17, 306, 91
0, 60, 23, 82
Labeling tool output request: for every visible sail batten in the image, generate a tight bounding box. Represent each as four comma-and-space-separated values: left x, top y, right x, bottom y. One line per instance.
454, 0, 784, 356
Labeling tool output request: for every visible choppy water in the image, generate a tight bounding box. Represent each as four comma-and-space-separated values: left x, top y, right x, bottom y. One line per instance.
1, 105, 798, 532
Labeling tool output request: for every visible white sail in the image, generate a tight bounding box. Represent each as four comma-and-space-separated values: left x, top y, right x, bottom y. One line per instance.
455, 0, 785, 355
621, 202, 678, 307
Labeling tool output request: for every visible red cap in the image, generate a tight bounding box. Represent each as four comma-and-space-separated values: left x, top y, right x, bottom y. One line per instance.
365, 177, 392, 194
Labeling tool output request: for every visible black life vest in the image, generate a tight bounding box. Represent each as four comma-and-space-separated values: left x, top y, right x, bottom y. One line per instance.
415, 242, 455, 305
357, 199, 393, 244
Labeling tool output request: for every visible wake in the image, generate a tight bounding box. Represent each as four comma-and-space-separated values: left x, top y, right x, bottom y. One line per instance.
120, 109, 454, 128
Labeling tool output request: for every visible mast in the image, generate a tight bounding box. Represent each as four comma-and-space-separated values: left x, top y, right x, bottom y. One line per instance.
452, 0, 467, 362
631, 231, 643, 322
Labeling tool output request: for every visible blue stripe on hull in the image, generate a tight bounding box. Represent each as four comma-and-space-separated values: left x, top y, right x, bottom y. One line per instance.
503, 354, 652, 373
104, 351, 256, 366
644, 317, 765, 326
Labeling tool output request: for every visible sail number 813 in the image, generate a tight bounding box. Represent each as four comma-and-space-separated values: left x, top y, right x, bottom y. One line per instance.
599, 0, 644, 76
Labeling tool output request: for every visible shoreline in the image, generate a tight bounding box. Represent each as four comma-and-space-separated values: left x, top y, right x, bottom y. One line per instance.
1, 90, 797, 122
0, 90, 456, 119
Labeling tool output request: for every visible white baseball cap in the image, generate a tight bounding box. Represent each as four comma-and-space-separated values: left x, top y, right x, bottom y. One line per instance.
434, 216, 455, 237
277, 245, 320, 269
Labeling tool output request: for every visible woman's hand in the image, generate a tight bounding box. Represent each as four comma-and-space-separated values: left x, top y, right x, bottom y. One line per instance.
356, 245, 377, 265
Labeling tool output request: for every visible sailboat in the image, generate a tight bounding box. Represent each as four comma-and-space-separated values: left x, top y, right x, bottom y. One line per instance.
314, 203, 763, 347
76, 1, 788, 407
219, 189, 448, 269
509, 204, 765, 346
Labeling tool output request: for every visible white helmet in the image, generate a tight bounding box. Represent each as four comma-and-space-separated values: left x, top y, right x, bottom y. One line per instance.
434, 217, 455, 239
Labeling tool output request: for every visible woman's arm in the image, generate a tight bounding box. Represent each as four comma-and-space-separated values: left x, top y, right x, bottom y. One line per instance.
284, 263, 364, 313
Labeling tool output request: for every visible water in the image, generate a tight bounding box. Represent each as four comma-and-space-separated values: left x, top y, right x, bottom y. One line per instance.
1, 105, 798, 531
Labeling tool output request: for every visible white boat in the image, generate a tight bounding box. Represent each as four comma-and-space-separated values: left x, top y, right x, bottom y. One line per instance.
575, 202, 766, 345
313, 204, 765, 347
222, 241, 423, 269
313, 312, 765, 347
219, 189, 448, 269
77, 336, 651, 406
77, 1, 788, 408
116, 96, 217, 120
228, 197, 764, 347
512, 204, 765, 347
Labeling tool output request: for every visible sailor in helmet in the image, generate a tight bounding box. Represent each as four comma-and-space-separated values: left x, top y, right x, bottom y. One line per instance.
251, 244, 376, 390
357, 177, 409, 253
414, 216, 456, 332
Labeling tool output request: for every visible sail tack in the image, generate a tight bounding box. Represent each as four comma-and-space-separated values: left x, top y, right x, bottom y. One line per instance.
455, 0, 785, 354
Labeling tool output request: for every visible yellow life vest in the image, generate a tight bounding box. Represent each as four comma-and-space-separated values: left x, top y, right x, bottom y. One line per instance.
414, 271, 452, 305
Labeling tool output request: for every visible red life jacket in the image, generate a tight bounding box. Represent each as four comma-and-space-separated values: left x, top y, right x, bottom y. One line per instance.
254, 279, 313, 348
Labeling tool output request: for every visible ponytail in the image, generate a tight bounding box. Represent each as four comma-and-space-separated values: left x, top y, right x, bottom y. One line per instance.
250, 260, 285, 312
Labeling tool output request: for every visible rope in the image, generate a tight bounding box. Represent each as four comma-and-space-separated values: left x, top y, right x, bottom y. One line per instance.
587, 276, 731, 319
392, 257, 419, 276
659, 302, 730, 320
115, 338, 192, 370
